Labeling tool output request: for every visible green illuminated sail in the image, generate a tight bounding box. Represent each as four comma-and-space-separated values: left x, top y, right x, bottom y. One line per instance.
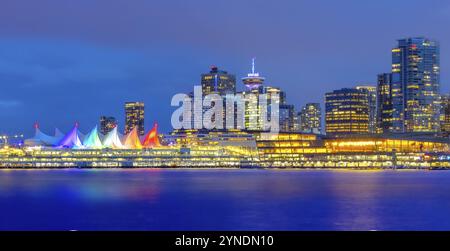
83, 126, 103, 149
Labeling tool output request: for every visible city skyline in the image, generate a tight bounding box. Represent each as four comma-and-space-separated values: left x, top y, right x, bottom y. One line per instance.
1, 1, 450, 136
0, 38, 447, 137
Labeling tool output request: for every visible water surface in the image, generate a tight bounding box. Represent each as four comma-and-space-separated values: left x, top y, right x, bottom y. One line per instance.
1, 169, 450, 230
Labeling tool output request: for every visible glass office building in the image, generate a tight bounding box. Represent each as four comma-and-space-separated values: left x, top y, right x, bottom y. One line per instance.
125, 102, 145, 136
279, 104, 295, 132
391, 37, 440, 133
376, 73, 394, 133
299, 103, 322, 134
325, 88, 369, 135
201, 66, 236, 96
440, 94, 450, 135
356, 86, 377, 134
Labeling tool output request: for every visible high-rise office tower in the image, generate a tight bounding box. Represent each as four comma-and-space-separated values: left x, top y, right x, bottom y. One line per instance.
325, 88, 369, 135
293, 112, 301, 132
299, 103, 322, 134
200, 66, 236, 130
201, 66, 236, 96
125, 102, 145, 136
440, 94, 450, 135
376, 73, 394, 133
259, 86, 286, 105
391, 37, 440, 133
243, 85, 285, 131
99, 116, 117, 135
279, 104, 295, 132
356, 86, 377, 134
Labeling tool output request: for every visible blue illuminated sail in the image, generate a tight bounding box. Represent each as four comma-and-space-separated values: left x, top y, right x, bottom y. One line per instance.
57, 124, 83, 148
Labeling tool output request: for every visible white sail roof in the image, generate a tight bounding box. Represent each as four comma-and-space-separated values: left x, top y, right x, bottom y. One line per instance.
102, 127, 124, 149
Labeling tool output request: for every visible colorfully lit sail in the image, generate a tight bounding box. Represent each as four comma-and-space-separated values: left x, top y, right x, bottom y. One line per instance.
142, 123, 160, 148
83, 126, 103, 149
55, 128, 65, 138
24, 123, 64, 146
123, 127, 142, 149
57, 123, 83, 148
102, 127, 124, 149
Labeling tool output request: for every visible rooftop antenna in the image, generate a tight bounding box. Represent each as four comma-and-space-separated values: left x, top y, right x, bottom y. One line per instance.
252, 57, 256, 74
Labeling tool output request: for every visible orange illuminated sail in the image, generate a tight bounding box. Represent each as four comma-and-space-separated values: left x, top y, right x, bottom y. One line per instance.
123, 127, 143, 149
142, 123, 160, 148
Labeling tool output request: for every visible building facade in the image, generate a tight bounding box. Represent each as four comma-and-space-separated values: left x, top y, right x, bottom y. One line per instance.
325, 88, 369, 135
293, 112, 301, 131
279, 104, 295, 132
356, 86, 377, 134
299, 103, 322, 134
440, 94, 450, 135
242, 59, 266, 131
125, 102, 145, 136
201, 66, 236, 96
376, 73, 394, 133
391, 37, 440, 133
200, 66, 237, 130
99, 116, 117, 135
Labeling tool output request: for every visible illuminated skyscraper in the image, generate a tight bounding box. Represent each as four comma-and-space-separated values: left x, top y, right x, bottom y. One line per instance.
325, 88, 369, 135
299, 103, 322, 134
125, 102, 145, 136
356, 85, 377, 134
201, 66, 236, 96
99, 116, 117, 135
376, 73, 394, 133
391, 37, 440, 133
293, 112, 301, 131
242, 59, 266, 131
279, 104, 294, 132
200, 66, 236, 130
440, 94, 450, 135
243, 88, 261, 130
259, 86, 286, 105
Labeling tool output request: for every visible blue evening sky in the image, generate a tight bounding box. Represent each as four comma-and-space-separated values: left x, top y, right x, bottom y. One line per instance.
0, 0, 449, 136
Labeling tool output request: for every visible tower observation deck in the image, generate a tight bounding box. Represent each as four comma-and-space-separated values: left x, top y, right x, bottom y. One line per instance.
242, 58, 265, 90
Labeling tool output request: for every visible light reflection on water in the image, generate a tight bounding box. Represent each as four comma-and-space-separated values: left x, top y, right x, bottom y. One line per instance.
1, 169, 450, 230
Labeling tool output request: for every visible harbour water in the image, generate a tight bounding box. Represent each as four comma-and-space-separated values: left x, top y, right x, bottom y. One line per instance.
1, 169, 450, 230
